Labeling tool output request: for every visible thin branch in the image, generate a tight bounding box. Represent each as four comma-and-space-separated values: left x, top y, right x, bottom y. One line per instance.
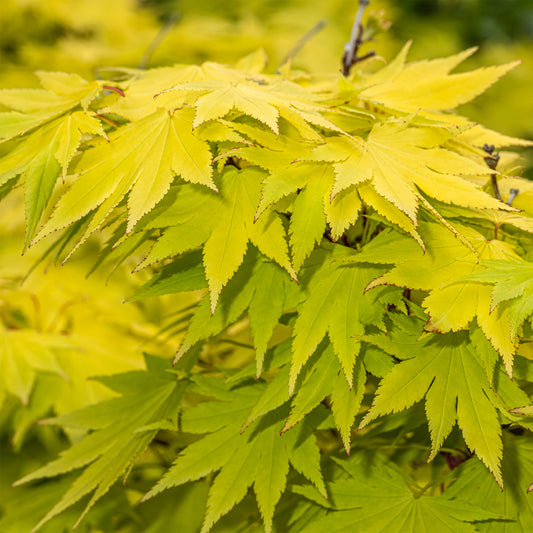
138, 11, 180, 70
506, 188, 519, 205
343, 0, 371, 76
277, 19, 327, 72
483, 143, 503, 202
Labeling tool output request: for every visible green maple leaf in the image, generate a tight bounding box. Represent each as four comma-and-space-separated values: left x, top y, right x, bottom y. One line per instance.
295, 452, 508, 533
175, 250, 298, 375
289, 243, 401, 394
445, 433, 533, 532
14, 356, 187, 533
202, 166, 296, 312
145, 378, 326, 533
360, 323, 504, 487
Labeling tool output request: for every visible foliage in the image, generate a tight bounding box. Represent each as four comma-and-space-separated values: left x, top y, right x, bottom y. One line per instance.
1, 4, 533, 532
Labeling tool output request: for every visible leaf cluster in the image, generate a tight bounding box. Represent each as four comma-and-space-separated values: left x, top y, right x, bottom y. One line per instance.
1, 39, 533, 533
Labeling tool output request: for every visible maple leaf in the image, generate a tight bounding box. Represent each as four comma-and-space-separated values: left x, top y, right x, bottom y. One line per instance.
144, 377, 326, 533
350, 221, 522, 374
175, 249, 298, 376
0, 71, 102, 141
288, 243, 400, 395
460, 259, 533, 340
359, 43, 520, 115
36, 108, 215, 255
201, 166, 295, 313
314, 121, 509, 226
0, 112, 106, 247
295, 452, 507, 533
14, 356, 187, 533
134, 166, 296, 313
445, 432, 533, 532
157, 67, 336, 136
359, 321, 504, 487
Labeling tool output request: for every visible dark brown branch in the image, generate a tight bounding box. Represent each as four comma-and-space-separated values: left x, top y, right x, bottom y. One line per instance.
483, 143, 503, 202
342, 0, 373, 76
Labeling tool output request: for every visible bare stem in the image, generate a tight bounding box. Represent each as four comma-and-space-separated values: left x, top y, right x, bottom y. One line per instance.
483, 143, 503, 202
138, 11, 180, 69
278, 19, 327, 72
343, 0, 371, 76
491, 174, 503, 202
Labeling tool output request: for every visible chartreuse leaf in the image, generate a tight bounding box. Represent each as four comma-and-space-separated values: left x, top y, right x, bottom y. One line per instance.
37, 108, 215, 252
134, 184, 221, 269
0, 326, 70, 406
445, 433, 533, 532
146, 380, 326, 533
175, 250, 297, 370
330, 357, 366, 453
296, 452, 508, 533
352, 220, 521, 374
330, 121, 506, 222
461, 258, 533, 340
283, 343, 340, 431
254, 162, 335, 273
202, 166, 294, 313
289, 243, 397, 395
0, 111, 105, 246
0, 72, 102, 141
14, 357, 187, 532
359, 45, 520, 114
159, 68, 334, 136
360, 327, 503, 487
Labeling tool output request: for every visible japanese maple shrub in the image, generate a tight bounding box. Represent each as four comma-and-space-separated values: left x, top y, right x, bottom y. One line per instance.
1, 20, 533, 533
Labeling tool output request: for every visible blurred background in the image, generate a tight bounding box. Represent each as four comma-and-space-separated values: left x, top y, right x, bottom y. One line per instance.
1, 0, 532, 141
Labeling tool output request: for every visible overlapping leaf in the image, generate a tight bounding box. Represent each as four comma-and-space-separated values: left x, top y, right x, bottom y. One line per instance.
348, 221, 522, 373
295, 452, 507, 533
145, 378, 326, 533
360, 320, 504, 486
14, 356, 187, 532
37, 108, 215, 253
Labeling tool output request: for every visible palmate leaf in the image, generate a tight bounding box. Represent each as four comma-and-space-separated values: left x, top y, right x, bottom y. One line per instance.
36, 108, 215, 255
14, 356, 187, 533
175, 249, 299, 375
461, 259, 533, 340
309, 120, 508, 225
359, 322, 504, 487
156, 66, 336, 137
359, 43, 520, 114
137, 166, 296, 314
145, 378, 327, 533
0, 71, 102, 141
0, 112, 106, 247
289, 242, 402, 394
349, 221, 522, 373
445, 433, 533, 532
296, 452, 508, 533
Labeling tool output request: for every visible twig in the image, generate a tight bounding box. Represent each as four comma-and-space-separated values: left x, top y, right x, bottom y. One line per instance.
277, 19, 327, 72
483, 143, 503, 202
506, 188, 519, 205
343, 0, 372, 76
138, 11, 180, 70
